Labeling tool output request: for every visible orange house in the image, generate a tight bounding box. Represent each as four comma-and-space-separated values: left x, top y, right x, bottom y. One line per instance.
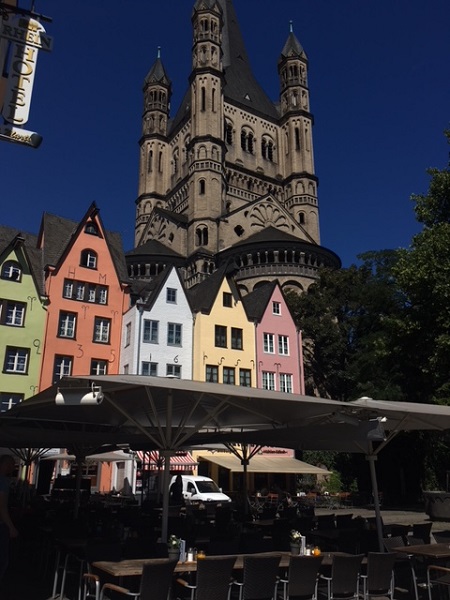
38, 203, 130, 390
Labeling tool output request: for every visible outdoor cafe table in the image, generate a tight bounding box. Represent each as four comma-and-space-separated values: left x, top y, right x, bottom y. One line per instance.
92, 551, 357, 579
393, 543, 450, 560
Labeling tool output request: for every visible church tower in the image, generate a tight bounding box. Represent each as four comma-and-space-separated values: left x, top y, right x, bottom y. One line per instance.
130, 0, 340, 293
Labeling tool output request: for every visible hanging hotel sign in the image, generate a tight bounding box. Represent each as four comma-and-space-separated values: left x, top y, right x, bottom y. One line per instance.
0, 13, 53, 148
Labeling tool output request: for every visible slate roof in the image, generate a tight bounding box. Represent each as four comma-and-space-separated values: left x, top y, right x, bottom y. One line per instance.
280, 31, 306, 60
144, 55, 171, 87
39, 209, 129, 283
170, 0, 279, 133
187, 263, 230, 314
129, 266, 172, 305
241, 280, 277, 322
0, 225, 45, 296
126, 238, 184, 259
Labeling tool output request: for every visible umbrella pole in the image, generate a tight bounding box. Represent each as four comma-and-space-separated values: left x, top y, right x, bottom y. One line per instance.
366, 451, 383, 551
160, 451, 174, 543
74, 455, 84, 520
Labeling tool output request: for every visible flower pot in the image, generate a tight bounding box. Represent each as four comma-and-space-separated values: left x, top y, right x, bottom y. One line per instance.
290, 544, 301, 555
168, 548, 180, 560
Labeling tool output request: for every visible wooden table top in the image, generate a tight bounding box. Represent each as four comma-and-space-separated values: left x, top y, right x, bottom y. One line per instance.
93, 551, 337, 578
393, 543, 450, 559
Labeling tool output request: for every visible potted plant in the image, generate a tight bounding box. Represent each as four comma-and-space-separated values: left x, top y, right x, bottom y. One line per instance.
167, 534, 181, 559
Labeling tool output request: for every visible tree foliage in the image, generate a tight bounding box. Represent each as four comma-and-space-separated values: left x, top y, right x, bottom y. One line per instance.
286, 131, 450, 495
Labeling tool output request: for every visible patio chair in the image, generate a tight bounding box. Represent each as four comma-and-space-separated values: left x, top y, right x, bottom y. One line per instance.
233, 554, 282, 600
412, 522, 432, 544
99, 557, 178, 600
82, 540, 123, 600
360, 552, 396, 600
278, 554, 323, 600
319, 553, 364, 600
382, 536, 422, 600
176, 555, 236, 600
427, 564, 450, 600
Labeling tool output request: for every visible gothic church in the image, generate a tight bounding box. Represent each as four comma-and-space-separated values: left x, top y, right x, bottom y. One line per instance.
127, 0, 340, 293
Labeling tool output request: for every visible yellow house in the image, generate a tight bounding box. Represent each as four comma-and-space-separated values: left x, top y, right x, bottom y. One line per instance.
189, 267, 256, 387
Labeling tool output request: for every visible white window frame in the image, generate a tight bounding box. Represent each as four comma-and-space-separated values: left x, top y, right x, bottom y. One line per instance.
54, 356, 73, 381
94, 317, 111, 343
278, 335, 289, 355
272, 301, 281, 315
262, 371, 275, 391
5, 301, 25, 326
1, 261, 21, 281
263, 333, 275, 353
5, 347, 29, 374
91, 359, 108, 375
279, 373, 293, 393
58, 312, 76, 338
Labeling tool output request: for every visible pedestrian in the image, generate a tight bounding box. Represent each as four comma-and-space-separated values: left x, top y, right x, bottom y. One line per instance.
169, 474, 184, 506
0, 454, 18, 580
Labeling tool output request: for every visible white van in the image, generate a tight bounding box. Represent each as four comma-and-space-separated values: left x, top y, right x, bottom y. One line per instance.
170, 475, 232, 504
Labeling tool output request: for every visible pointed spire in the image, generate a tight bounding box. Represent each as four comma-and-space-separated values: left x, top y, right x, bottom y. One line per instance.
280, 21, 306, 60
144, 46, 171, 86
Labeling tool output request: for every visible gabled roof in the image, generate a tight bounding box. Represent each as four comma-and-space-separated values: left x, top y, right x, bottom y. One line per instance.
0, 225, 45, 296
187, 263, 239, 314
38, 204, 129, 284
241, 280, 278, 321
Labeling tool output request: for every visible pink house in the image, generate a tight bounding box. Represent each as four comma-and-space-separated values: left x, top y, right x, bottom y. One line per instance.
38, 204, 130, 391
243, 281, 305, 395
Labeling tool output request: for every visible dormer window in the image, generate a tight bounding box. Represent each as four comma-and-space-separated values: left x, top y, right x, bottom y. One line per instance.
1, 261, 21, 282
84, 221, 99, 236
80, 249, 97, 269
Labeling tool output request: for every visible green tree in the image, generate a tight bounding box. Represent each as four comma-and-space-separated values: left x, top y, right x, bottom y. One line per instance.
393, 131, 450, 404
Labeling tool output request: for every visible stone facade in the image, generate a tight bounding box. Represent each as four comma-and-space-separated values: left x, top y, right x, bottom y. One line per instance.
130, 0, 340, 294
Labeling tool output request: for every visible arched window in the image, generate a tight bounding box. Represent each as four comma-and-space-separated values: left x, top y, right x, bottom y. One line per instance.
80, 249, 97, 269
241, 128, 254, 154
225, 121, 233, 145
201, 87, 206, 111
173, 149, 179, 175
298, 212, 305, 225
295, 127, 301, 150
148, 149, 153, 172
261, 136, 274, 161
196, 226, 208, 246
1, 260, 21, 281
199, 179, 206, 195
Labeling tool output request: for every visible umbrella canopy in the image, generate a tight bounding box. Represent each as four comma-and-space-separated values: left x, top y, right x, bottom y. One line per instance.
196, 451, 331, 474
42, 450, 134, 462
0, 374, 348, 539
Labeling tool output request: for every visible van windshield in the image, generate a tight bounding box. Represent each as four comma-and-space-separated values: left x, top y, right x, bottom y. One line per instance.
196, 480, 220, 493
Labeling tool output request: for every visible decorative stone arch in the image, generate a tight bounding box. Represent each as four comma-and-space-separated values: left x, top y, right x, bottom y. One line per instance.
282, 280, 304, 294
197, 145, 208, 159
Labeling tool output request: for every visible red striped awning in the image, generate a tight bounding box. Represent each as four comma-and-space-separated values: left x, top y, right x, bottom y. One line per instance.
137, 450, 197, 472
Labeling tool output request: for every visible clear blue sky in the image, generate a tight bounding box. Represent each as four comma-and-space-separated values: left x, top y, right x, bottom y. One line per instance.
1, 0, 449, 267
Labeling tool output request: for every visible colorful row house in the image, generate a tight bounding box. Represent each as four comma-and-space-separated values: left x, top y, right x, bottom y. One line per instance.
0, 203, 131, 410
121, 263, 305, 394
